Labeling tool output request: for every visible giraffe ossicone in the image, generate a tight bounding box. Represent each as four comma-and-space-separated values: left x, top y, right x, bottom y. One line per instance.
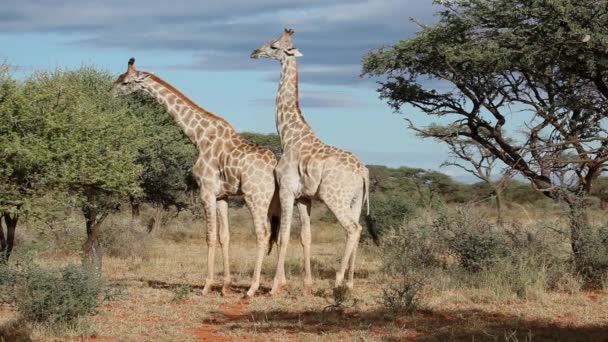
112, 58, 281, 298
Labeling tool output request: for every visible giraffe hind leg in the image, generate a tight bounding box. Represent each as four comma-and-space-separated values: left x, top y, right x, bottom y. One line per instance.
201, 192, 218, 296
271, 188, 295, 295
297, 198, 313, 294
321, 193, 362, 289
244, 194, 272, 298
347, 190, 364, 289
217, 199, 231, 296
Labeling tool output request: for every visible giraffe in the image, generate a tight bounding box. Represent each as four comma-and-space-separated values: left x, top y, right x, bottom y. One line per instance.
251, 29, 379, 294
111, 58, 280, 297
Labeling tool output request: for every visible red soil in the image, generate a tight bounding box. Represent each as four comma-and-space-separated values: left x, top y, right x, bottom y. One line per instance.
190, 297, 250, 341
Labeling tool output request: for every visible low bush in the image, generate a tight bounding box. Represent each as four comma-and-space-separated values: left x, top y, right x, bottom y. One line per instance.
380, 204, 588, 304
0, 318, 32, 342
434, 207, 509, 272
102, 217, 152, 260
381, 274, 424, 315
572, 224, 608, 285
16, 264, 101, 324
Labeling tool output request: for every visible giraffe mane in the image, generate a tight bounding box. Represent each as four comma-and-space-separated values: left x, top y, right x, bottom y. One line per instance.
145, 72, 234, 129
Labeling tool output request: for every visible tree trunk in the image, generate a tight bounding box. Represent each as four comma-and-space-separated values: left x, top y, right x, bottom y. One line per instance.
147, 205, 163, 234
130, 196, 140, 218
493, 186, 505, 225
82, 207, 107, 274
0, 212, 18, 264
130, 196, 140, 227
0, 214, 6, 257
567, 196, 594, 283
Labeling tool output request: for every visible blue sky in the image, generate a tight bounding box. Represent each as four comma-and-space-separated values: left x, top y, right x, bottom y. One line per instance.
0, 0, 475, 180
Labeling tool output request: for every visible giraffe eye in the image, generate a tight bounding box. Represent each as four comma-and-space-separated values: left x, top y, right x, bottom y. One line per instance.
270, 46, 278, 50
121, 82, 128, 85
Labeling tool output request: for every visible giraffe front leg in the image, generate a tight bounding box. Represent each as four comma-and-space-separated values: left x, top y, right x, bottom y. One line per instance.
296, 198, 313, 295
217, 199, 231, 296
271, 189, 295, 295
201, 193, 218, 296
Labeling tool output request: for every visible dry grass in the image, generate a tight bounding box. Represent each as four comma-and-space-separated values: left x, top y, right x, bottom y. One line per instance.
1, 205, 608, 341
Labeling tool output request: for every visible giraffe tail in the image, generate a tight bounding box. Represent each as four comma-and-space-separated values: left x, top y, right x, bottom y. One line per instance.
363, 168, 380, 246
267, 185, 281, 255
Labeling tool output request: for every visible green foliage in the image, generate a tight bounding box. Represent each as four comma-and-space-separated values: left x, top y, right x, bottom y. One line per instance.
380, 204, 584, 300
24, 67, 143, 207
1, 66, 143, 220
363, 0, 608, 280
570, 223, 608, 285
171, 284, 192, 302
362, 0, 608, 199
381, 276, 423, 316
0, 263, 18, 304
367, 165, 456, 234
126, 93, 197, 210
240, 132, 281, 158
436, 207, 509, 272
16, 264, 101, 324
0, 64, 34, 212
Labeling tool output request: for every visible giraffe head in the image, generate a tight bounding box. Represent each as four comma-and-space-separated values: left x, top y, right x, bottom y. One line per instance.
111, 58, 152, 96
250, 28, 303, 61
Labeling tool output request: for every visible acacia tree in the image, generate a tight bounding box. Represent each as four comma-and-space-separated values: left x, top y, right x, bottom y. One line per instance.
0, 63, 33, 263
421, 124, 514, 222
363, 0, 608, 278
19, 67, 143, 271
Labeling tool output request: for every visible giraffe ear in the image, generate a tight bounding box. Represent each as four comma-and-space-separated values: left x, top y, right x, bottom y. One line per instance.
287, 48, 303, 57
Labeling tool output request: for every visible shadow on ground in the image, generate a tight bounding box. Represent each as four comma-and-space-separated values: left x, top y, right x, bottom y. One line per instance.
227, 306, 608, 341
141, 278, 271, 295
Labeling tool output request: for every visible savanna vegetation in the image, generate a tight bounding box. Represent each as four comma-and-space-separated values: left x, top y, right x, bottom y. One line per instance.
1, 0, 608, 340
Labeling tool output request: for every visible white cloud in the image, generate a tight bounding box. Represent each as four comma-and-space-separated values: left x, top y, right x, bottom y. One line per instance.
0, 0, 439, 85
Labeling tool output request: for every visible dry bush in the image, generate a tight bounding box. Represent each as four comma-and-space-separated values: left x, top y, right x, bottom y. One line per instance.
381, 204, 587, 304
0, 318, 32, 342
101, 216, 152, 260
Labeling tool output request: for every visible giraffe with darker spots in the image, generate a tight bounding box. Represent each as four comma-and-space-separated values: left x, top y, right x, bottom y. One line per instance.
251, 29, 378, 295
112, 58, 280, 298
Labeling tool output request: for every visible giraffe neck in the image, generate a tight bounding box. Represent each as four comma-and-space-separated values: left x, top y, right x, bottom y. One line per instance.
276, 57, 314, 150
141, 74, 234, 145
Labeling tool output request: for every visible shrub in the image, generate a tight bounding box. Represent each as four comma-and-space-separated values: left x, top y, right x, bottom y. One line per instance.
171, 284, 192, 302
435, 207, 509, 272
101, 217, 152, 260
0, 264, 18, 304
0, 318, 32, 342
573, 225, 608, 285
382, 275, 423, 315
380, 221, 435, 315
17, 264, 101, 324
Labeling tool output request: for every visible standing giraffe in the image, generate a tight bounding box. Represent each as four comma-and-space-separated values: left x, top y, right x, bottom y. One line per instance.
112, 58, 280, 297
251, 29, 378, 294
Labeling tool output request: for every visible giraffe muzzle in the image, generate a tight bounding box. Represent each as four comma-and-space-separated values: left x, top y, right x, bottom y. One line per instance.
250, 49, 263, 59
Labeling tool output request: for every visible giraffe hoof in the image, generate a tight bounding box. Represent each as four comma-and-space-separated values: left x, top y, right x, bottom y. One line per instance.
202, 284, 212, 296
244, 290, 256, 298
221, 286, 231, 297
302, 285, 313, 295
269, 286, 282, 296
